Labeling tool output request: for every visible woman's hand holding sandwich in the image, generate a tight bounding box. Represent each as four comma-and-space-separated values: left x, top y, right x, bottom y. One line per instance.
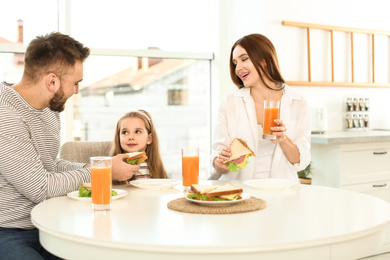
213, 138, 256, 174
213, 147, 231, 173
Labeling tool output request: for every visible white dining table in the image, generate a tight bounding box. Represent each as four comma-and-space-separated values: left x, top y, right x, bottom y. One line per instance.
31, 180, 390, 260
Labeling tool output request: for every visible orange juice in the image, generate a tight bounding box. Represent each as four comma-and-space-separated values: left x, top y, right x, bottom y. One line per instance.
263, 107, 279, 135
91, 166, 112, 205
182, 156, 199, 186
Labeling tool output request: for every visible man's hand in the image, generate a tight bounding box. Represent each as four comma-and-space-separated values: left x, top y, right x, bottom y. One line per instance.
111, 154, 140, 181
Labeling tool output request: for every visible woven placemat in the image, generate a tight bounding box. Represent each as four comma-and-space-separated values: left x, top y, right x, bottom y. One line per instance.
167, 197, 267, 214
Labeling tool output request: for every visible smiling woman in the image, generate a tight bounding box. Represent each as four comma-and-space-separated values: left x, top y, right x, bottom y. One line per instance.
212, 33, 311, 181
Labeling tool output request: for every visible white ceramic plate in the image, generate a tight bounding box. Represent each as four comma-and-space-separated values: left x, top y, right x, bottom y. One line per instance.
67, 189, 128, 202
244, 178, 296, 190
185, 193, 251, 207
129, 179, 181, 190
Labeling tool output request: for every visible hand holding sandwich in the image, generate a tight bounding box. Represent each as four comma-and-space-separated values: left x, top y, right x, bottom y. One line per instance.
214, 138, 256, 173
111, 154, 140, 181
214, 147, 232, 173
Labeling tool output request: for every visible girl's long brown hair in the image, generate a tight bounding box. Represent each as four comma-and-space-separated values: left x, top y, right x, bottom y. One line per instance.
229, 33, 285, 90
109, 110, 168, 179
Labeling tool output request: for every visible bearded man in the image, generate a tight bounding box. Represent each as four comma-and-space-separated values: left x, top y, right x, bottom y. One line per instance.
0, 32, 139, 259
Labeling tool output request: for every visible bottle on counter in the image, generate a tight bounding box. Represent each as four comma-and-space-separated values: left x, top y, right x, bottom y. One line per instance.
352, 113, 359, 128
345, 114, 353, 129
346, 97, 353, 111
359, 97, 365, 111
364, 114, 369, 128
358, 114, 365, 128
364, 98, 370, 111
353, 97, 360, 111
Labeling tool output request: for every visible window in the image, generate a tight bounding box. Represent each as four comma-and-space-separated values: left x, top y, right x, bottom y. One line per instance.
74, 55, 211, 179
0, 0, 215, 179
0, 1, 58, 45
70, 0, 216, 52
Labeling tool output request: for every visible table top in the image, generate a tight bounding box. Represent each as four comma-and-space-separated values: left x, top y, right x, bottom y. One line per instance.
311, 130, 390, 144
31, 180, 390, 260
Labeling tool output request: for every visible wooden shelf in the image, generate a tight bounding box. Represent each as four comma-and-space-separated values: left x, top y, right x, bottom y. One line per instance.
286, 81, 390, 88
282, 21, 390, 88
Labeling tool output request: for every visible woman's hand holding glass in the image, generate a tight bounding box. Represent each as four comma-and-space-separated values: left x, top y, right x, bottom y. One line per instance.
270, 119, 287, 143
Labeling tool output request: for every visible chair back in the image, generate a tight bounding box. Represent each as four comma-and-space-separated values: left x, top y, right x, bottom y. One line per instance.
59, 141, 112, 164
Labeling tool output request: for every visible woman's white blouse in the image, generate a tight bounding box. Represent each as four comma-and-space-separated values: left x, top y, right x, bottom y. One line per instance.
211, 84, 311, 182
254, 125, 275, 179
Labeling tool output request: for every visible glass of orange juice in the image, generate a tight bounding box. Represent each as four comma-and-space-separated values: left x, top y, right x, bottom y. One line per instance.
181, 147, 199, 188
90, 156, 112, 211
263, 100, 280, 140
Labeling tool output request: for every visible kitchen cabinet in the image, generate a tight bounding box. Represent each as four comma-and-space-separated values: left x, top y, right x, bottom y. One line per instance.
311, 131, 390, 255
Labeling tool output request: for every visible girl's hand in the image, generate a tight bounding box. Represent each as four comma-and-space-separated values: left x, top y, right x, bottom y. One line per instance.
270, 119, 287, 143
213, 147, 231, 173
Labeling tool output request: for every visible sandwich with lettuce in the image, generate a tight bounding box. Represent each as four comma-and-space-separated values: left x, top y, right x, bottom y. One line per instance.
124, 151, 147, 165
187, 183, 243, 201
78, 183, 118, 197
223, 138, 256, 173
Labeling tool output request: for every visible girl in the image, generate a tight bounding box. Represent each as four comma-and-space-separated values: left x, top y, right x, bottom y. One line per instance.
110, 109, 168, 182
212, 34, 311, 182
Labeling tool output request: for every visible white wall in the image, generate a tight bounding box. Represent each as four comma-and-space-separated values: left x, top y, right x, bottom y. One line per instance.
217, 0, 390, 131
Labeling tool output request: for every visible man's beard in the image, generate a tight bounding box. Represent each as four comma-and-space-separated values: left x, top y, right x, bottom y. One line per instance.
49, 87, 67, 112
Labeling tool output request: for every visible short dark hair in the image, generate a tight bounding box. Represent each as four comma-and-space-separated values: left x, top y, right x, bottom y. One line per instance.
23, 32, 90, 83
229, 34, 285, 89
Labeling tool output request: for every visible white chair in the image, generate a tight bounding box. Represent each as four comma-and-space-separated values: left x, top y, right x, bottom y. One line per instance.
59, 141, 112, 163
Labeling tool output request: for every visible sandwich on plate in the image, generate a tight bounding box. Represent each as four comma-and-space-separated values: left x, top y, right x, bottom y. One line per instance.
124, 151, 148, 165
187, 183, 243, 201
224, 138, 256, 173
78, 183, 118, 197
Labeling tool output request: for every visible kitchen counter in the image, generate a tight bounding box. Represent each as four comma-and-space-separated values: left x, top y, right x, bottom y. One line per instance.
311, 130, 390, 144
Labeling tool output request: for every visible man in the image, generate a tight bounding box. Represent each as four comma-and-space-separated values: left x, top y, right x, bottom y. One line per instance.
0, 32, 139, 259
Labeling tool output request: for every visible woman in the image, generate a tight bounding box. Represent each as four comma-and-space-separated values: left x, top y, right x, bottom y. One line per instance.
212, 34, 311, 181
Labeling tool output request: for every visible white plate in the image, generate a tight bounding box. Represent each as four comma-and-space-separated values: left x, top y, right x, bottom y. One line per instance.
67, 189, 128, 202
244, 178, 296, 190
129, 179, 181, 190
185, 193, 251, 206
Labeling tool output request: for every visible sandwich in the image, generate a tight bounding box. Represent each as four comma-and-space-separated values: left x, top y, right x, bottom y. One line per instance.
224, 138, 255, 173
187, 183, 243, 201
78, 183, 118, 197
124, 151, 148, 165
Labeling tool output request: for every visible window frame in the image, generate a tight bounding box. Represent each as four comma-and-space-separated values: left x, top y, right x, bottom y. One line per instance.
0, 0, 214, 144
